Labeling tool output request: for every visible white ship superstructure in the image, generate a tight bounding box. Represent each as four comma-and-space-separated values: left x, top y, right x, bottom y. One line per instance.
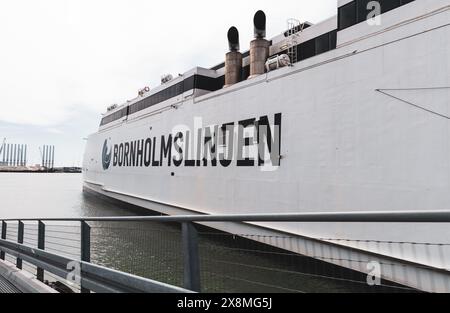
83, 0, 450, 292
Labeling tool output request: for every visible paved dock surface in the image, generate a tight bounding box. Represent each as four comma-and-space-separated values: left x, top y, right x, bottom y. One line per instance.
0, 274, 21, 293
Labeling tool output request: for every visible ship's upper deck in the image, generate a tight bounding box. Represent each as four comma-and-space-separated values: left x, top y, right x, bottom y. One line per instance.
99, 0, 418, 129
99, 67, 220, 127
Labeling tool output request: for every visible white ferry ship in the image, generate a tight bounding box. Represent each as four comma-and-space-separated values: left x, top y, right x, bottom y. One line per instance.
83, 0, 450, 292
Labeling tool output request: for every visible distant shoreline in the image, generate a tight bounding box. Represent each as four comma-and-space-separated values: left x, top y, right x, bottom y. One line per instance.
0, 167, 81, 174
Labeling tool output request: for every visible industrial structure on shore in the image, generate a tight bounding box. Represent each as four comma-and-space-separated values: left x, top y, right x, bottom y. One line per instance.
40, 145, 55, 169
0, 139, 58, 172
0, 139, 28, 167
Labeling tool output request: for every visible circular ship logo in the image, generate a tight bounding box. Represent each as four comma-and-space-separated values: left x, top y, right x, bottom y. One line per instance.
102, 139, 112, 170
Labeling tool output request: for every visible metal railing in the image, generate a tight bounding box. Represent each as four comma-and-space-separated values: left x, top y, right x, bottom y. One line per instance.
1, 211, 450, 293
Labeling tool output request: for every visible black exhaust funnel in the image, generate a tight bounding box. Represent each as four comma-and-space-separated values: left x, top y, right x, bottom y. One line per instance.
225, 26, 242, 87
254, 10, 266, 39
228, 26, 240, 51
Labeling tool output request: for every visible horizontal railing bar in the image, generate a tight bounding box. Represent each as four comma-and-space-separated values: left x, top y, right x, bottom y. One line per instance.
0, 244, 78, 286
0, 239, 191, 293
81, 262, 189, 293
44, 235, 81, 243
3, 210, 450, 223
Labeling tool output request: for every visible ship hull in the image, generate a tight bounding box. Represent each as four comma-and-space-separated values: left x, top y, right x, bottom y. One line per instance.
83, 1, 450, 291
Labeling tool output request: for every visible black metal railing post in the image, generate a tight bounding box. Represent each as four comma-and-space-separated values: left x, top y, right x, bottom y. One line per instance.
37, 220, 45, 282
80, 221, 91, 293
0, 221, 6, 260
182, 222, 201, 292
16, 220, 24, 269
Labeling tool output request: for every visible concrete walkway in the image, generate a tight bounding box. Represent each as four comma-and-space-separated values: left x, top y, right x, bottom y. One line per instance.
0, 260, 57, 293
0, 274, 21, 293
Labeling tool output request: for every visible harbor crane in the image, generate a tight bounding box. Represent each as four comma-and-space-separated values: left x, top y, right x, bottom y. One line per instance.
0, 138, 5, 165
0, 138, 5, 155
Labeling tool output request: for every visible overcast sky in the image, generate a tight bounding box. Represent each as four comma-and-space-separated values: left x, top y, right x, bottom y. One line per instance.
0, 0, 337, 166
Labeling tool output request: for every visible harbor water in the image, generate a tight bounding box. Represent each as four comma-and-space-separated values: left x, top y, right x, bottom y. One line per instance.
0, 173, 412, 293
